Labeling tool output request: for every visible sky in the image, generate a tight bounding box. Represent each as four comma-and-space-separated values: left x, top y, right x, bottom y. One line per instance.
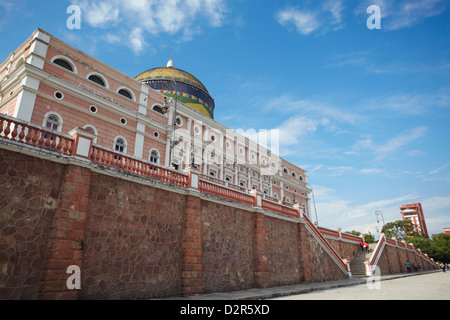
1, 0, 450, 238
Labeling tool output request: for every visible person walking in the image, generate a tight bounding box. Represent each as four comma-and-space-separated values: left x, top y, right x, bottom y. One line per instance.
405, 261, 411, 273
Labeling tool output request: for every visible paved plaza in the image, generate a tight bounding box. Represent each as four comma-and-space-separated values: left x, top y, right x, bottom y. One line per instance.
164, 270, 448, 300
273, 270, 450, 300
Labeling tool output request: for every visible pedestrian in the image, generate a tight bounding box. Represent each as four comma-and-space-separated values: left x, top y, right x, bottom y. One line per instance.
443, 263, 447, 273
364, 242, 369, 254
405, 261, 411, 273
360, 240, 364, 251
418, 263, 421, 272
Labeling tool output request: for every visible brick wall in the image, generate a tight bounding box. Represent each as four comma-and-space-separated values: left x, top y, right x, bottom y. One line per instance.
0, 146, 355, 300
375, 242, 436, 275
0, 149, 66, 299
326, 238, 360, 263
81, 172, 186, 299
201, 200, 254, 294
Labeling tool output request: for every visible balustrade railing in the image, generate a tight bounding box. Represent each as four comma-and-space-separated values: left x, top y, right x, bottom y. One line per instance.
261, 199, 299, 218
0, 114, 73, 155
198, 179, 255, 206
302, 213, 351, 273
90, 145, 188, 188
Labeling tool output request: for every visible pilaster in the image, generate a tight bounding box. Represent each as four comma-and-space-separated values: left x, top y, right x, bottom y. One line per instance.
38, 164, 91, 300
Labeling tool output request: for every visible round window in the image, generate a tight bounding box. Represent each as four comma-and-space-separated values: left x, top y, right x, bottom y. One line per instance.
54, 91, 64, 100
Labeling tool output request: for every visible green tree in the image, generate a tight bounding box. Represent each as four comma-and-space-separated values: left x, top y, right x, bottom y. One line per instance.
408, 233, 450, 263
381, 220, 418, 240
363, 232, 375, 243
345, 230, 361, 237
344, 230, 375, 243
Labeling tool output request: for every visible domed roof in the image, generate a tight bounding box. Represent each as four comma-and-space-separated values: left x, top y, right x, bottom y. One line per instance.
135, 66, 209, 94
135, 59, 215, 118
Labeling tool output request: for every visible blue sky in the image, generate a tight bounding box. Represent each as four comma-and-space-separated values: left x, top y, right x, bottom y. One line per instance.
1, 0, 450, 237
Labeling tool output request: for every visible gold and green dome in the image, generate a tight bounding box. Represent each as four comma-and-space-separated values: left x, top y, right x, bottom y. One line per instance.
135, 59, 215, 118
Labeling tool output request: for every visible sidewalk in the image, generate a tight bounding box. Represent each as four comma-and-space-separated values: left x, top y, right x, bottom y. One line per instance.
161, 270, 441, 300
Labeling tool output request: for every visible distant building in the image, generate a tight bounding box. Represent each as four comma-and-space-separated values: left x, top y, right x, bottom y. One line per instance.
400, 203, 428, 237
444, 228, 450, 235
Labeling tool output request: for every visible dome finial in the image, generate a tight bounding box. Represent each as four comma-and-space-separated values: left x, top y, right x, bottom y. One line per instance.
167, 49, 174, 67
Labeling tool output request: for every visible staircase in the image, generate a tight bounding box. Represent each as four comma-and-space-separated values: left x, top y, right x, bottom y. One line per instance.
351, 245, 376, 278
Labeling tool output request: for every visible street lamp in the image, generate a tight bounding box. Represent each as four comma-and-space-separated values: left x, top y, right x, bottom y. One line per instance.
375, 210, 385, 239
170, 81, 179, 170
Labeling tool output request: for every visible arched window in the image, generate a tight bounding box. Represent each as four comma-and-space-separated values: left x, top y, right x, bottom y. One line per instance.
45, 115, 60, 131
53, 59, 73, 72
150, 149, 160, 164
118, 88, 133, 100
14, 57, 25, 70
42, 112, 63, 133
114, 138, 126, 153
88, 74, 106, 87
152, 105, 164, 114
51, 56, 77, 73
83, 125, 98, 143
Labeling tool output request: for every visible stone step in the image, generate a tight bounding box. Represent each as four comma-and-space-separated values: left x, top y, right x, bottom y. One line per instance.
350, 249, 372, 277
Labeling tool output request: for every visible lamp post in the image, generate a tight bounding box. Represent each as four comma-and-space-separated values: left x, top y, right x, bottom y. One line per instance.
375, 210, 385, 239
170, 80, 178, 170
161, 83, 180, 170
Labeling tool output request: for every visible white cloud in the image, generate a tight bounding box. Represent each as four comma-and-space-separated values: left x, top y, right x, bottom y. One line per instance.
374, 126, 427, 160
129, 27, 146, 55
275, 8, 321, 35
364, 90, 450, 115
356, 0, 449, 30
275, 0, 345, 35
77, 0, 120, 27
0, 0, 20, 11
323, 0, 345, 28
265, 94, 364, 125
348, 126, 428, 160
422, 196, 450, 211
277, 116, 323, 146
104, 33, 121, 44
0, 0, 21, 31
359, 168, 383, 174
312, 186, 419, 234
429, 163, 450, 175
71, 0, 228, 54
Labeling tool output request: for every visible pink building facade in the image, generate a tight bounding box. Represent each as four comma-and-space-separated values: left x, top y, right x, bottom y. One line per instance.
0, 29, 311, 216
